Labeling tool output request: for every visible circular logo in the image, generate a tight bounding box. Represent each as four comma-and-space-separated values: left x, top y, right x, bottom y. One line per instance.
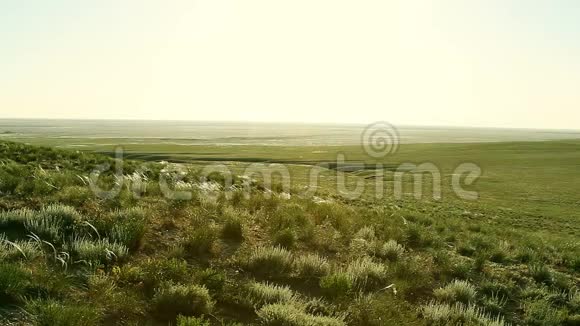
361, 121, 400, 158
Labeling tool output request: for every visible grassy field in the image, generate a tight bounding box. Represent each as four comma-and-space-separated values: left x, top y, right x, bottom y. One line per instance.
0, 121, 579, 325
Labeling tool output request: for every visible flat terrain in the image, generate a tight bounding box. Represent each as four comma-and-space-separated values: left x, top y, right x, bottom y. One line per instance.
1, 120, 579, 325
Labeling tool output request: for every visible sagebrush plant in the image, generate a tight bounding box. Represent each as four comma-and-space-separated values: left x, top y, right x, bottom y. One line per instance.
246, 246, 293, 278
293, 253, 331, 278
246, 281, 296, 308
152, 283, 214, 321
433, 279, 478, 304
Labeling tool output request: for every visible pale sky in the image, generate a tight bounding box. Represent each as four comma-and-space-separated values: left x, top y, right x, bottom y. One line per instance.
1, 1, 579, 129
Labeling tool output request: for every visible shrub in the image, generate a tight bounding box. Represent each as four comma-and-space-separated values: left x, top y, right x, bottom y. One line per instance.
293, 253, 330, 278
379, 240, 405, 262
247, 246, 293, 278
346, 257, 388, 291
320, 273, 353, 298
246, 281, 296, 308
152, 284, 214, 321
433, 280, 477, 304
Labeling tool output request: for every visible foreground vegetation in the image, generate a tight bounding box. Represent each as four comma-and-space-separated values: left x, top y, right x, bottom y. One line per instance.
0, 141, 578, 325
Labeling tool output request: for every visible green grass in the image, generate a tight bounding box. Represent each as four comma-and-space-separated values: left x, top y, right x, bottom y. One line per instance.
0, 136, 579, 325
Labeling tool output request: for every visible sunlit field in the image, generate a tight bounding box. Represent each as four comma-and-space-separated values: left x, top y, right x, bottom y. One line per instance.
1, 120, 578, 325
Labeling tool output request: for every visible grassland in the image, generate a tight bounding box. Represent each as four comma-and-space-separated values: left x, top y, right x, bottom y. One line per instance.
0, 122, 579, 325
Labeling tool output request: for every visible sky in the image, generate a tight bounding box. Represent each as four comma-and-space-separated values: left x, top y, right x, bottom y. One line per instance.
1, 0, 580, 129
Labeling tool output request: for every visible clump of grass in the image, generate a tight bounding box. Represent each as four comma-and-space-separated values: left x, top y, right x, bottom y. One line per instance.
257, 303, 346, 326
177, 315, 210, 326
27, 299, 103, 326
489, 241, 512, 264
246, 281, 296, 308
421, 302, 507, 326
0, 208, 35, 228
378, 240, 405, 262
433, 280, 477, 304
221, 217, 244, 242
0, 238, 43, 261
320, 272, 353, 298
152, 283, 214, 321
354, 226, 376, 242
0, 263, 30, 304
138, 258, 190, 292
183, 227, 217, 257
108, 207, 148, 251
25, 205, 83, 242
293, 253, 330, 279
273, 229, 296, 249
529, 264, 554, 285
68, 238, 128, 265
346, 257, 388, 291
522, 299, 567, 325
247, 246, 293, 278
482, 292, 508, 315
